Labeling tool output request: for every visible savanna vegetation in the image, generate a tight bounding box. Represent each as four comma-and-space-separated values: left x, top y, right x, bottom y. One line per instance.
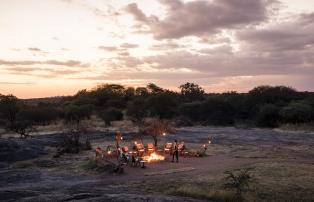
1, 83, 314, 135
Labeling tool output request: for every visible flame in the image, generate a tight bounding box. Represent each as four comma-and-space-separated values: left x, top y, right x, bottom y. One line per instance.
143, 152, 165, 162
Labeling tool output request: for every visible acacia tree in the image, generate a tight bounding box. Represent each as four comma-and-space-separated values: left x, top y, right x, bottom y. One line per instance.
179, 82, 205, 102
0, 94, 20, 126
142, 118, 176, 147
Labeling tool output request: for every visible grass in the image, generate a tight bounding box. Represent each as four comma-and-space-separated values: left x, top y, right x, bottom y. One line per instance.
133, 161, 314, 202
81, 159, 115, 173
166, 184, 236, 201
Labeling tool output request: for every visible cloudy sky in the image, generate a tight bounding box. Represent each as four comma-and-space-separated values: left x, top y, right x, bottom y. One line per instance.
0, 0, 313, 98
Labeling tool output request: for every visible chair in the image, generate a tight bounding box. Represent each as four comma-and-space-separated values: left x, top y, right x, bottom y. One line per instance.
147, 143, 155, 153
164, 142, 173, 154
135, 143, 145, 155
95, 146, 104, 159
178, 142, 185, 153
122, 146, 129, 153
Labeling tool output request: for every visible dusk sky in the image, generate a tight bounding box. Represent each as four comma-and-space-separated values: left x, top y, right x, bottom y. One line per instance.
1, 0, 314, 98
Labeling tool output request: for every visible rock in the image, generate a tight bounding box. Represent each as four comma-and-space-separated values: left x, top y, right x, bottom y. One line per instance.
0, 169, 41, 184
33, 160, 56, 168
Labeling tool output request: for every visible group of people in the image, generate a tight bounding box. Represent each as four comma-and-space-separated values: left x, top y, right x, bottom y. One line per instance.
115, 132, 180, 164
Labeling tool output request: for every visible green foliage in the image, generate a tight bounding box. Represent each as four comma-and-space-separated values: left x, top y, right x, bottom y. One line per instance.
248, 86, 298, 105
256, 104, 280, 127
0, 94, 20, 125
17, 105, 60, 125
147, 83, 164, 94
126, 97, 147, 121
135, 87, 149, 96
280, 102, 313, 123
145, 93, 179, 119
9, 120, 34, 138
91, 84, 126, 107
142, 118, 176, 147
98, 107, 123, 125
64, 104, 93, 123
179, 82, 205, 102
180, 97, 235, 125
2, 84, 314, 129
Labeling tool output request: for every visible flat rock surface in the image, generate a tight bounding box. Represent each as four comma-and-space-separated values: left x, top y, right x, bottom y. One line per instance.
0, 127, 313, 201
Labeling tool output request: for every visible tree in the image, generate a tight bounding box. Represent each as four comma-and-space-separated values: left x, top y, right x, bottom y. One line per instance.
146, 93, 178, 119
10, 120, 34, 138
54, 122, 91, 157
18, 105, 60, 125
255, 104, 280, 127
248, 86, 298, 105
280, 102, 313, 123
126, 98, 147, 121
147, 83, 164, 94
142, 118, 176, 147
91, 84, 125, 107
179, 82, 205, 102
0, 94, 20, 126
98, 107, 123, 126
125, 87, 135, 101
135, 87, 149, 96
64, 104, 92, 123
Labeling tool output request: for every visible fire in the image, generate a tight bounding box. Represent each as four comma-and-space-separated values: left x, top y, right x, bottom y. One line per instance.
143, 152, 165, 162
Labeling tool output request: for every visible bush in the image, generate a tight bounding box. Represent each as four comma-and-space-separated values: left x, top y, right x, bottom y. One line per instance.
180, 98, 235, 125
224, 168, 253, 201
280, 102, 313, 123
64, 104, 93, 123
202, 98, 235, 125
17, 106, 60, 125
82, 159, 115, 173
126, 98, 147, 121
145, 93, 178, 119
98, 107, 123, 125
255, 104, 280, 127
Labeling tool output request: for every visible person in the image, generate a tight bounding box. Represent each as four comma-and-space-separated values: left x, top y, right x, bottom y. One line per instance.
172, 139, 179, 163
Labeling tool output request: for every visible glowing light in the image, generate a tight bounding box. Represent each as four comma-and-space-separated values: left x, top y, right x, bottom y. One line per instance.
143, 152, 165, 162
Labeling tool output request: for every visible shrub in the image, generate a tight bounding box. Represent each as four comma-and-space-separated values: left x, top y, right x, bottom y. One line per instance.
280, 102, 313, 123
224, 168, 253, 201
98, 107, 123, 126
255, 104, 280, 127
64, 104, 93, 123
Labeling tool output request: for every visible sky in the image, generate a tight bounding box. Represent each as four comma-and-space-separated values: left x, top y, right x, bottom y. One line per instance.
0, 0, 313, 98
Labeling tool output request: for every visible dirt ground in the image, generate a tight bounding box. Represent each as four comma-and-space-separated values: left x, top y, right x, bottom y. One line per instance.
0, 127, 314, 201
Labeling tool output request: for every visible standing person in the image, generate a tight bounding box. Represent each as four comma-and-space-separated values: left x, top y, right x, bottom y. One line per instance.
172, 139, 179, 163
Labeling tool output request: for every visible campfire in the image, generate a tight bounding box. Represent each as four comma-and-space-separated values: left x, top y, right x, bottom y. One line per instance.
142, 152, 165, 162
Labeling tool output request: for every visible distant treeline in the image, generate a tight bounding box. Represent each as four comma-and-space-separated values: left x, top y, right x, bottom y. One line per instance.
1, 83, 314, 129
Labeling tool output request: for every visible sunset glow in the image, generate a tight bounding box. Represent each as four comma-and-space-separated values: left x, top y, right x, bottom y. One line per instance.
1, 0, 313, 98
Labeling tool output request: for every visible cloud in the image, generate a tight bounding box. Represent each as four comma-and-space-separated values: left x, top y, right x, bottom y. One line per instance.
151, 42, 183, 50
28, 47, 42, 52
0, 59, 89, 67
0, 82, 35, 85
125, 0, 277, 39
125, 3, 149, 23
120, 43, 139, 48
4, 66, 81, 78
98, 46, 118, 51
238, 12, 314, 52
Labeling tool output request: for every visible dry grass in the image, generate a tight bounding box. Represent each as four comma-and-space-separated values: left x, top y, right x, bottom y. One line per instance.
277, 123, 314, 133
134, 161, 314, 202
